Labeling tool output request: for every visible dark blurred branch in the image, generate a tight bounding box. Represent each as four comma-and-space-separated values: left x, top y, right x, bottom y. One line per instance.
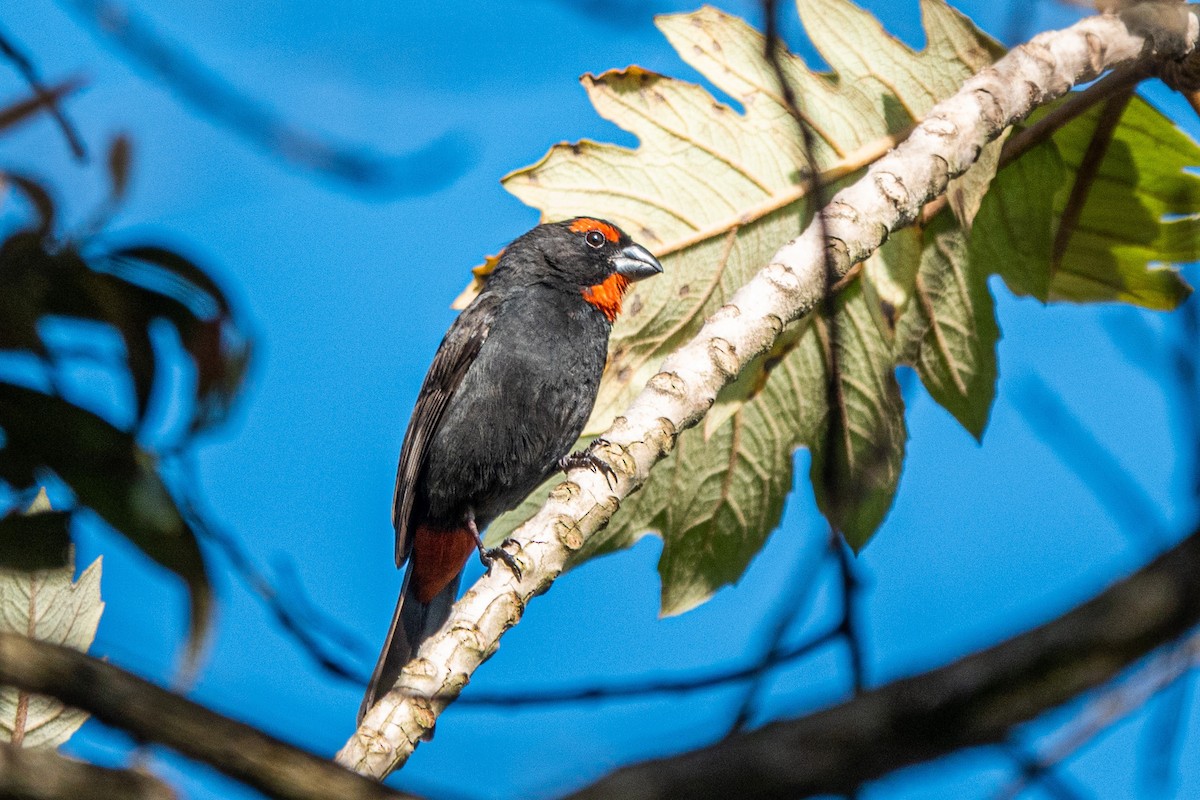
565, 522, 1200, 800
0, 741, 173, 800
0, 633, 422, 800
0, 25, 87, 159
59, 0, 471, 195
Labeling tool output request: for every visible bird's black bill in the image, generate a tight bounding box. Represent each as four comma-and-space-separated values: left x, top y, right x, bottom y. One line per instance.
613, 244, 663, 282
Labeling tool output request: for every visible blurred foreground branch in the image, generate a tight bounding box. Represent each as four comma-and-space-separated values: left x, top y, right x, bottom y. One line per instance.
340, 8, 1198, 778
566, 522, 1200, 800
0, 634, 421, 800
59, 0, 470, 194
0, 741, 173, 800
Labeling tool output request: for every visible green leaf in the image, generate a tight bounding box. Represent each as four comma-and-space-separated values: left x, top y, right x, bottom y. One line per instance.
894, 217, 999, 440
1032, 96, 1196, 309
970, 138, 1066, 300
483, 0, 1002, 611
808, 282, 907, 550
0, 492, 102, 749
0, 383, 210, 655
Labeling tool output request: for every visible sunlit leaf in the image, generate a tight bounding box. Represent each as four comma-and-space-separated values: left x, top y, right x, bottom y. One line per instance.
485, 0, 998, 612
479, 0, 1195, 614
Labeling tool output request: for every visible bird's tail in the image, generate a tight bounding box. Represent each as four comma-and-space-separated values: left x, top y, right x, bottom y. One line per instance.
358, 566, 462, 724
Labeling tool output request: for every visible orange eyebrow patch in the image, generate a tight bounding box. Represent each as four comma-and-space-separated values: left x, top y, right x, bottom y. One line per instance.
568, 217, 620, 243
582, 273, 630, 323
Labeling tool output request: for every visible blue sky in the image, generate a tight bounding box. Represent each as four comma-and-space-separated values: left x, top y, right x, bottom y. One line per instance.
2, 1, 1197, 798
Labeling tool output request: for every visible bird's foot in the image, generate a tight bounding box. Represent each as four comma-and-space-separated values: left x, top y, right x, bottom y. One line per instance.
558, 438, 617, 489
465, 511, 522, 580
479, 543, 523, 581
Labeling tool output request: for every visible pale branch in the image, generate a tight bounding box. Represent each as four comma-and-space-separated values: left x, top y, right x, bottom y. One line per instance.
563, 523, 1200, 800
0, 741, 174, 800
338, 9, 1199, 778
0, 634, 422, 800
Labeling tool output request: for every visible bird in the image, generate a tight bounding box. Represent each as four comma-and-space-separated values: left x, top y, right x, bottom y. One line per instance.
359, 217, 663, 723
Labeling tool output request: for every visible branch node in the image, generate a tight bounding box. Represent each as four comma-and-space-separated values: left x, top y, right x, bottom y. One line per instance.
707, 337, 740, 378
647, 370, 688, 399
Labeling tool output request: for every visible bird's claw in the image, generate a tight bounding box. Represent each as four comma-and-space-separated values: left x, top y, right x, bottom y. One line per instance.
480, 542, 523, 581
559, 438, 618, 489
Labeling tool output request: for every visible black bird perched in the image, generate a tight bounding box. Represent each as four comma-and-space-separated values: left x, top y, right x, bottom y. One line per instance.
359, 217, 662, 723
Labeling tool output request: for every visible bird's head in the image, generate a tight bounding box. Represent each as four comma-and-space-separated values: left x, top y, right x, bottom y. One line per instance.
496, 217, 663, 322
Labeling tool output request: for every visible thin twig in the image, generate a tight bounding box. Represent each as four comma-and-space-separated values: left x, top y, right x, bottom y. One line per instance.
1050, 89, 1134, 272
725, 533, 830, 735
457, 619, 842, 707
763, 0, 865, 696
0, 25, 87, 159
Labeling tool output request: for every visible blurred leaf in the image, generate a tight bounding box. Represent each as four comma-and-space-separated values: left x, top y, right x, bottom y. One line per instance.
0, 488, 70, 571
106, 134, 132, 203
104, 245, 251, 432
0, 490, 101, 749
0, 383, 210, 653
0, 173, 55, 237
0, 228, 251, 433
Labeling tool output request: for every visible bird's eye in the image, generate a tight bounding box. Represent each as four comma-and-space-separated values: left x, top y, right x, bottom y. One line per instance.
585, 230, 606, 248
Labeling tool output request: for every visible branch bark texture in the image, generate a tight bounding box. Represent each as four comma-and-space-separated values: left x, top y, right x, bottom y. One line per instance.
339, 9, 1199, 778
0, 634, 420, 800
565, 524, 1200, 799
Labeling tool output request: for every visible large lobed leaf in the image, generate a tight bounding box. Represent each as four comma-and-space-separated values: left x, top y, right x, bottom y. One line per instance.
482, 0, 1195, 615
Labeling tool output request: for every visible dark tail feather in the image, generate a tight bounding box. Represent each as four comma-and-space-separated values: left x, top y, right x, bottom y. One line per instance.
358, 568, 462, 724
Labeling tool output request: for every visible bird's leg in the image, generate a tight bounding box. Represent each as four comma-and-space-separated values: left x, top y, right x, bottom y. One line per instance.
558, 437, 617, 489
466, 507, 522, 580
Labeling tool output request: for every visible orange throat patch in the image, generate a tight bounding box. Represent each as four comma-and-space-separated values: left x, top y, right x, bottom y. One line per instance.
582, 273, 630, 322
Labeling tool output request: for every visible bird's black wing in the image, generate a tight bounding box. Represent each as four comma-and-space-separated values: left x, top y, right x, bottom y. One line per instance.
392, 292, 500, 566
